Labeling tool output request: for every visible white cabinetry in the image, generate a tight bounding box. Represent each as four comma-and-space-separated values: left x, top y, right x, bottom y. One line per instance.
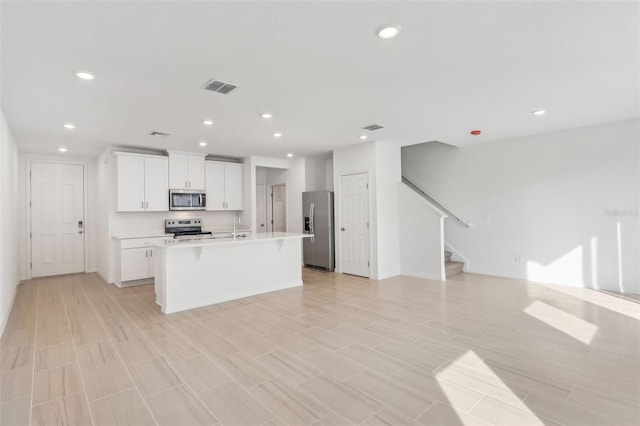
115, 153, 168, 212
206, 161, 243, 210
118, 237, 166, 285
168, 151, 206, 190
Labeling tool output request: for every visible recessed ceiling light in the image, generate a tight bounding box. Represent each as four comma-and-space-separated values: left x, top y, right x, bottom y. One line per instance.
273, 132, 282, 138
63, 123, 76, 129
359, 135, 368, 140
202, 120, 214, 125
261, 113, 273, 119
376, 24, 401, 39
75, 71, 95, 80
286, 153, 293, 158
199, 141, 208, 147
58, 147, 67, 152
532, 110, 546, 116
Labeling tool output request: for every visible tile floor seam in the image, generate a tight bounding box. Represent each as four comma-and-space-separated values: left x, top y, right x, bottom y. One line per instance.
161, 358, 225, 424
357, 405, 385, 425
62, 288, 97, 426
412, 399, 438, 421
80, 284, 160, 426
27, 283, 40, 426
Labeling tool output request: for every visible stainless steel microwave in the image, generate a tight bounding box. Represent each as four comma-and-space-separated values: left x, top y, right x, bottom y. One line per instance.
169, 189, 206, 211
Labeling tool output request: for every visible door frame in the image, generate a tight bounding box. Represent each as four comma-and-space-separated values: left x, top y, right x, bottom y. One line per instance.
270, 183, 287, 232
337, 172, 371, 278
27, 158, 88, 279
256, 183, 267, 233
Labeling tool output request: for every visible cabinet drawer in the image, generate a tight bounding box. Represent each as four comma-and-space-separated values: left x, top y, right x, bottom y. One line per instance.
120, 237, 168, 249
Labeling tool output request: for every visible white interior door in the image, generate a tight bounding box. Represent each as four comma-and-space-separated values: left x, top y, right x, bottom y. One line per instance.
31, 162, 85, 277
256, 184, 267, 233
340, 173, 370, 277
272, 184, 287, 232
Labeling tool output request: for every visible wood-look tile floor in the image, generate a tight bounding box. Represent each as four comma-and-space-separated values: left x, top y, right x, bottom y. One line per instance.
1, 270, 639, 426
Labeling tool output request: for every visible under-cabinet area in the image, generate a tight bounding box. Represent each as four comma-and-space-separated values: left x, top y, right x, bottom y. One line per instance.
114, 151, 244, 213
115, 236, 168, 285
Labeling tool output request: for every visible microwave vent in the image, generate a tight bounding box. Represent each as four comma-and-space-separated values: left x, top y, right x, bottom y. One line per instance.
203, 78, 237, 94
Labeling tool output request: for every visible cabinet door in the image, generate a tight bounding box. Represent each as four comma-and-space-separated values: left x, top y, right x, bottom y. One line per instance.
121, 248, 151, 281
187, 155, 206, 190
144, 156, 169, 211
224, 163, 244, 210
169, 153, 189, 189
205, 162, 226, 210
147, 247, 155, 278
117, 155, 145, 212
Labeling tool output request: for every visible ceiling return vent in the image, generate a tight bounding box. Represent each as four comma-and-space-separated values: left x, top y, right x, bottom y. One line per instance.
149, 131, 171, 137
362, 124, 384, 131
203, 78, 237, 94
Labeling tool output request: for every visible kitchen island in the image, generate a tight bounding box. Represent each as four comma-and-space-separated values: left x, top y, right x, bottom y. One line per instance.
153, 232, 311, 314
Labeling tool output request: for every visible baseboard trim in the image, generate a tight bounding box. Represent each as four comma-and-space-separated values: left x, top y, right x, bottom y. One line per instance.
0, 282, 19, 338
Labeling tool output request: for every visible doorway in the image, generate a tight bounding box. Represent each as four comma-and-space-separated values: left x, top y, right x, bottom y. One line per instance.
256, 183, 267, 233
339, 173, 370, 277
30, 162, 85, 277
271, 183, 286, 232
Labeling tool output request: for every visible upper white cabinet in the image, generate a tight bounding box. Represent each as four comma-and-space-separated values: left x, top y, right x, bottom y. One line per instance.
206, 161, 244, 210
168, 151, 206, 190
116, 153, 169, 212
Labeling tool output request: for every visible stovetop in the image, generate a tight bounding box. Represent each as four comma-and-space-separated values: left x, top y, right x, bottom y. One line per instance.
165, 218, 212, 239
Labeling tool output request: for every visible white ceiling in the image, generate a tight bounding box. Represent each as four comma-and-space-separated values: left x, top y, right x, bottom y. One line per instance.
1, 1, 638, 159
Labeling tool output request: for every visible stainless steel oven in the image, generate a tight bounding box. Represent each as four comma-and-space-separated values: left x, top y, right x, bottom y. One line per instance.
169, 189, 206, 211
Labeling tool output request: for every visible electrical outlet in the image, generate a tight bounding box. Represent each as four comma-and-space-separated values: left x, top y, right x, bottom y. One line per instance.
514, 254, 523, 263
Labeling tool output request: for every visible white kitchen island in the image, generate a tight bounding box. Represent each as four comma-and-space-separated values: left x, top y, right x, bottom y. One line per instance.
153, 232, 311, 314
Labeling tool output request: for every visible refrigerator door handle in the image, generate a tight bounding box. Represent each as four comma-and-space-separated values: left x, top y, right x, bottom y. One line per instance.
310, 202, 315, 242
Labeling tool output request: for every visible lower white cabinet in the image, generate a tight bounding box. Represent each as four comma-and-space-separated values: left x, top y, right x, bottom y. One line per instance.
121, 247, 155, 282
117, 237, 166, 285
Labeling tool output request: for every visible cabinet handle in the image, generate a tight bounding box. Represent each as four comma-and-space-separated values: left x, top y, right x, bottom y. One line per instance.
149, 249, 153, 257
185, 180, 188, 188
141, 201, 144, 209
145, 201, 148, 209
145, 249, 148, 258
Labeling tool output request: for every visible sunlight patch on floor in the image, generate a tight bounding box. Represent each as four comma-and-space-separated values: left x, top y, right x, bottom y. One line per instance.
435, 351, 544, 425
524, 300, 598, 345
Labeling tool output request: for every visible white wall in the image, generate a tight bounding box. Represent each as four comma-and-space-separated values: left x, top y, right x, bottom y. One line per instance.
0, 109, 20, 335
374, 143, 402, 279
402, 119, 640, 293
333, 141, 402, 280
17, 153, 99, 280
325, 157, 334, 191
304, 157, 327, 192
398, 183, 446, 281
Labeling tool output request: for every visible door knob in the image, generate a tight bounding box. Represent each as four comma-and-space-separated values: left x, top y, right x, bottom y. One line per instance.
340, 227, 345, 231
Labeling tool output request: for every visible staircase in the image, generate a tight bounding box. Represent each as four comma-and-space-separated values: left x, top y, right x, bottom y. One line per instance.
445, 251, 464, 279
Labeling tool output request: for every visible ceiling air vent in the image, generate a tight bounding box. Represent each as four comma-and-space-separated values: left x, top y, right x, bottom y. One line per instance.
149, 131, 171, 137
203, 78, 237, 94
362, 124, 384, 131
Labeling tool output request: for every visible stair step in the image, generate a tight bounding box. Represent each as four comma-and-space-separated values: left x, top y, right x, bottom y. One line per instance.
444, 250, 452, 262
445, 260, 464, 279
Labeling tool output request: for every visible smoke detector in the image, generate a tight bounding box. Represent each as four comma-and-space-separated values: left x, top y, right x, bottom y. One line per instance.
203, 78, 237, 94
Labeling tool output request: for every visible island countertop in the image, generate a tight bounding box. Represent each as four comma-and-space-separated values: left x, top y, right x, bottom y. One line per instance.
154, 231, 311, 314
154, 232, 311, 249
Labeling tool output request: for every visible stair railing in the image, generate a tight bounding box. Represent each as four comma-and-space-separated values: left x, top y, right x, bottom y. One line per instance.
402, 175, 472, 228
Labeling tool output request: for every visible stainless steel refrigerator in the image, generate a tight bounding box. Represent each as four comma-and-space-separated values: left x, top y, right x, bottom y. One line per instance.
302, 191, 335, 271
